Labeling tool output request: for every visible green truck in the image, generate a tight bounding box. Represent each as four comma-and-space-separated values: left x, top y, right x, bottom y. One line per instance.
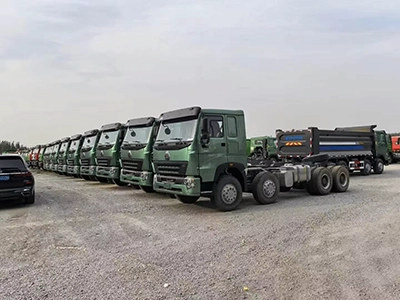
38, 145, 46, 169
50, 140, 61, 172
57, 137, 71, 175
152, 106, 350, 211
67, 134, 84, 177
120, 117, 159, 191
247, 136, 278, 162
95, 123, 127, 185
80, 129, 101, 181
43, 143, 52, 170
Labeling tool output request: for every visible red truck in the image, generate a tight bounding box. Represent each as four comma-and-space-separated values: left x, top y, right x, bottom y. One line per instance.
392, 136, 400, 163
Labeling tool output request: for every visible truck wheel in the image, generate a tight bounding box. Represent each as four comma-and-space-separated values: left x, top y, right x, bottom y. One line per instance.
82, 175, 90, 180
361, 159, 372, 176
167, 194, 176, 198
176, 195, 199, 203
338, 160, 348, 168
141, 186, 154, 193
373, 159, 384, 174
24, 191, 35, 204
113, 179, 128, 186
252, 172, 280, 204
131, 184, 141, 189
211, 175, 243, 211
331, 166, 350, 193
96, 176, 108, 183
307, 167, 333, 195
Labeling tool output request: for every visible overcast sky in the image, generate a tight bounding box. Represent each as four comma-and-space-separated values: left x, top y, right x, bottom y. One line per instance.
1, 0, 400, 146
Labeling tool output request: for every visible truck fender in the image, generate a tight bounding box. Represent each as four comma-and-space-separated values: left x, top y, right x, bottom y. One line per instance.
213, 163, 246, 189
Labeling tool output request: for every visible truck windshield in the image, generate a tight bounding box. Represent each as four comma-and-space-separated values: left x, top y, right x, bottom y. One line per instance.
33, 148, 40, 154
99, 130, 119, 145
82, 135, 96, 150
59, 142, 69, 153
45, 147, 52, 154
123, 126, 152, 144
156, 119, 197, 143
69, 140, 80, 151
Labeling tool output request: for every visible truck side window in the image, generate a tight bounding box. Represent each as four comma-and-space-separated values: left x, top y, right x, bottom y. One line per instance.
227, 117, 237, 137
207, 116, 224, 138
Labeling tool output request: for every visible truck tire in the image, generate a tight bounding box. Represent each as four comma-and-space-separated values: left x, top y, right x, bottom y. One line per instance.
361, 159, 372, 176
96, 176, 108, 183
338, 160, 348, 168
252, 172, 280, 204
176, 195, 199, 203
306, 167, 333, 195
373, 159, 384, 174
211, 175, 243, 211
82, 175, 90, 180
331, 166, 350, 193
141, 186, 154, 193
131, 184, 141, 189
113, 179, 128, 186
167, 194, 176, 198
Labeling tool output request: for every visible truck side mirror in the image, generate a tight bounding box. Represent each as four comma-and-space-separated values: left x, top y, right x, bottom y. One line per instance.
201, 118, 210, 147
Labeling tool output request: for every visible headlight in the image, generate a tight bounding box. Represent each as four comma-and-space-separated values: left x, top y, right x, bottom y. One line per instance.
141, 171, 149, 181
184, 177, 196, 189
250, 147, 254, 151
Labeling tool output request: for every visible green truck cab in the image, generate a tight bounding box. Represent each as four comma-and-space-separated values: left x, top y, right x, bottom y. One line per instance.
43, 143, 52, 170
95, 123, 126, 185
38, 145, 46, 169
80, 129, 101, 180
50, 140, 61, 172
67, 134, 84, 177
57, 137, 71, 175
248, 136, 278, 162
152, 106, 350, 211
120, 117, 159, 191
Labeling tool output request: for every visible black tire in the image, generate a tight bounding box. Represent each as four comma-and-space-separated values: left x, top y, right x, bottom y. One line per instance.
269, 157, 278, 164
113, 179, 128, 186
211, 175, 243, 211
307, 167, 333, 195
373, 158, 384, 174
82, 175, 91, 180
89, 175, 97, 181
24, 191, 35, 204
331, 166, 350, 193
361, 159, 372, 176
131, 184, 141, 190
96, 176, 108, 183
176, 195, 199, 203
141, 185, 154, 193
280, 186, 291, 192
338, 160, 348, 168
167, 194, 176, 198
252, 172, 280, 204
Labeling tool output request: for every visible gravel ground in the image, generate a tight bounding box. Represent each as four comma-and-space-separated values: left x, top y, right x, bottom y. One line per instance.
1, 165, 400, 300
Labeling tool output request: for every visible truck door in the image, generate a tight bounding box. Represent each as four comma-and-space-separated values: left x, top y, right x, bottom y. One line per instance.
375, 131, 389, 162
198, 115, 228, 184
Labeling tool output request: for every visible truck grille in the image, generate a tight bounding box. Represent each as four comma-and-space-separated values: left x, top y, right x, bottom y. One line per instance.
121, 159, 143, 171
154, 162, 188, 177
97, 158, 111, 167
80, 158, 90, 166
67, 159, 74, 165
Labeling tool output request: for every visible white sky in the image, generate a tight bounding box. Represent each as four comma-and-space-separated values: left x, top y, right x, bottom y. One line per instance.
1, 0, 400, 146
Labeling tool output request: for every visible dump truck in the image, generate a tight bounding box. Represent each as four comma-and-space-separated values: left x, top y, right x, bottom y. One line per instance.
392, 135, 400, 163
38, 145, 46, 169
67, 134, 84, 177
152, 106, 350, 211
80, 129, 101, 181
43, 143, 53, 170
120, 117, 160, 191
95, 122, 127, 185
49, 140, 61, 172
29, 146, 41, 168
248, 136, 278, 162
276, 125, 391, 175
57, 137, 71, 175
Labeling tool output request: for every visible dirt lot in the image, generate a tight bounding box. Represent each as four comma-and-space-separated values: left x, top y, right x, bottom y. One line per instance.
1, 166, 400, 300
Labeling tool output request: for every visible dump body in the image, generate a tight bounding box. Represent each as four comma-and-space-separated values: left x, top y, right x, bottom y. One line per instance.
95, 123, 126, 180
57, 137, 71, 174
120, 117, 159, 187
80, 129, 100, 178
276, 125, 390, 173
153, 106, 247, 197
392, 135, 400, 162
67, 134, 84, 176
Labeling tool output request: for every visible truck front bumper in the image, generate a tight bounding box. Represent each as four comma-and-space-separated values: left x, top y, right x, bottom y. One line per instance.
153, 174, 201, 196
120, 169, 153, 186
393, 152, 400, 159
57, 165, 68, 173
96, 166, 120, 179
67, 165, 80, 175
80, 165, 96, 176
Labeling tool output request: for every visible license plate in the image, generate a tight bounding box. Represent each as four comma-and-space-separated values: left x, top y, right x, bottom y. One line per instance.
0, 175, 10, 181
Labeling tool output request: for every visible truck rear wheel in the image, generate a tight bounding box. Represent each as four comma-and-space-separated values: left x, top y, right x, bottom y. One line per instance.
330, 166, 349, 193
176, 195, 199, 203
252, 172, 280, 204
141, 186, 154, 193
361, 159, 372, 176
373, 159, 384, 174
211, 175, 243, 211
306, 167, 333, 195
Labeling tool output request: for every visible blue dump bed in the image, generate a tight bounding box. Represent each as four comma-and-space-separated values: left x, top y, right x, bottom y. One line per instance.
276, 125, 376, 159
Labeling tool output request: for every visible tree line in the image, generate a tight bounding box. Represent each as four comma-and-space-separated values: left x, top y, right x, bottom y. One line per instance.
0, 140, 27, 153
